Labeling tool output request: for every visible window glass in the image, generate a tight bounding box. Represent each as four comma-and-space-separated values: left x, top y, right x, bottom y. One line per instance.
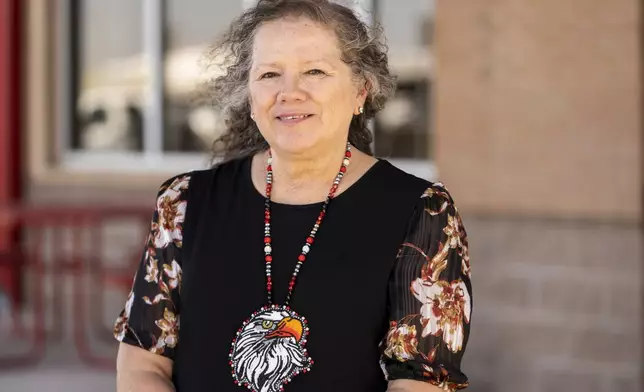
74, 0, 145, 151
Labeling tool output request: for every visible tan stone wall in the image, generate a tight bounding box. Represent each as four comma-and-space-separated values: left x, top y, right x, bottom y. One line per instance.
434, 1, 642, 391
463, 217, 641, 392
434, 0, 642, 221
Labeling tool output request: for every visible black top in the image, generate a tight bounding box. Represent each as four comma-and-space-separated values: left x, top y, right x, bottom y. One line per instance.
114, 156, 472, 392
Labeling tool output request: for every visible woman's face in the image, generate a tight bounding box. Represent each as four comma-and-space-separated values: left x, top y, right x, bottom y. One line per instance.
248, 17, 367, 156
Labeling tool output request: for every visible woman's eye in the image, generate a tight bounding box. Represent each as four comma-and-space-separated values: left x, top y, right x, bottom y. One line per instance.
259, 72, 279, 79
306, 69, 326, 76
262, 320, 274, 329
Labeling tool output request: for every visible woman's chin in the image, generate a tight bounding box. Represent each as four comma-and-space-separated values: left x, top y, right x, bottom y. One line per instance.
269, 134, 322, 156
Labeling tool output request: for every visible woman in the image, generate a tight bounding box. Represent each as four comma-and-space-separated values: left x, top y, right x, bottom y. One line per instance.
113, 1, 472, 391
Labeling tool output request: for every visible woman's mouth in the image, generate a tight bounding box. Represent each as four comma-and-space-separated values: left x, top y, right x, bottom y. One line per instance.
276, 114, 313, 124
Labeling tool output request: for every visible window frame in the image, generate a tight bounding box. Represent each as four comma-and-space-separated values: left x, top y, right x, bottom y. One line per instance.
55, 0, 436, 180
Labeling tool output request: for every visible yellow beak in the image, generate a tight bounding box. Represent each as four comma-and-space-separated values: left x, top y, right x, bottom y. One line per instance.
264, 317, 304, 342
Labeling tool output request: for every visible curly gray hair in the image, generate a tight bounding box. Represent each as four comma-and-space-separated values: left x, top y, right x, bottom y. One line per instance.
203, 0, 397, 162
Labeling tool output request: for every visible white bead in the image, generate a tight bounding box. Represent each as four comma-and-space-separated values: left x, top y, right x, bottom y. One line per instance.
302, 245, 310, 253
343, 158, 350, 166
264, 245, 272, 253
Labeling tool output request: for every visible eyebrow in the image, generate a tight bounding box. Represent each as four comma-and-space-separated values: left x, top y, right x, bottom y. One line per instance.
252, 59, 336, 69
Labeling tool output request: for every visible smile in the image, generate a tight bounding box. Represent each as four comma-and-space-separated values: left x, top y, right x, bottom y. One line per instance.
276, 114, 314, 124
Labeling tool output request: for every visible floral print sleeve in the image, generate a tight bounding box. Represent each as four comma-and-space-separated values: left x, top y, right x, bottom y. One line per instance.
113, 174, 191, 359
381, 183, 472, 391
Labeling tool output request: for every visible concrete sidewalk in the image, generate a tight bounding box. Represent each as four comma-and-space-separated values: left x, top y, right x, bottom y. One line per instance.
0, 366, 115, 392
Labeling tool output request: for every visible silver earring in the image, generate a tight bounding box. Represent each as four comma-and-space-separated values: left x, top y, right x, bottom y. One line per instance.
251, 113, 255, 120
358, 107, 364, 114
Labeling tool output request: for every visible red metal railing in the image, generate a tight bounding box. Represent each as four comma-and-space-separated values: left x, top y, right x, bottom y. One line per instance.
0, 205, 150, 370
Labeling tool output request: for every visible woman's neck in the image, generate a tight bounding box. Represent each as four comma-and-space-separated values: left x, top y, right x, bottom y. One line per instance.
252, 144, 375, 205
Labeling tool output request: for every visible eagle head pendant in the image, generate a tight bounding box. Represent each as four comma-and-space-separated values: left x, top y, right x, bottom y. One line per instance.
230, 305, 313, 392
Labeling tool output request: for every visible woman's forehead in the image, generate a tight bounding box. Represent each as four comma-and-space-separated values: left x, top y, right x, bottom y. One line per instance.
252, 18, 342, 61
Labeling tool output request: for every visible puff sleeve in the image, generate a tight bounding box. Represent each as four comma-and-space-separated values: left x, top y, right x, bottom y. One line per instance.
381, 183, 472, 390
113, 174, 191, 359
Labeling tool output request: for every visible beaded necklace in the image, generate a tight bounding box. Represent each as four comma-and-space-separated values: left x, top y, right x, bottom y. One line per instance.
230, 142, 352, 392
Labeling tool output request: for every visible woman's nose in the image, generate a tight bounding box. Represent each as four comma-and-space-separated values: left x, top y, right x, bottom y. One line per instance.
278, 75, 306, 102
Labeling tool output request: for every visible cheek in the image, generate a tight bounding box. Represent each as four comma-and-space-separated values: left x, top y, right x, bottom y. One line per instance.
313, 80, 356, 105
314, 87, 357, 119
249, 85, 275, 110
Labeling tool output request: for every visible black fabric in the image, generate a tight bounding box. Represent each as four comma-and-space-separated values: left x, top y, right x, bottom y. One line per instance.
173, 156, 428, 391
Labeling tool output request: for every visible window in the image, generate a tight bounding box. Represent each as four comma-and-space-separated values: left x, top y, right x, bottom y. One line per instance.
62, 0, 241, 172
372, 0, 435, 174
71, 0, 145, 152
163, 0, 243, 153
59, 0, 435, 179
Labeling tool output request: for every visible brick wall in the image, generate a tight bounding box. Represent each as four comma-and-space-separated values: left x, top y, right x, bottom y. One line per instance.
433, 0, 642, 391
462, 216, 641, 392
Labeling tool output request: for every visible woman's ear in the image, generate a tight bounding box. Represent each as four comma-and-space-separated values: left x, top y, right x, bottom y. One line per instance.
357, 81, 369, 105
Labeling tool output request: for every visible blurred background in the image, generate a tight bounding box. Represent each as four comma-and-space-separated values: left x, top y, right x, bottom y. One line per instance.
0, 0, 641, 391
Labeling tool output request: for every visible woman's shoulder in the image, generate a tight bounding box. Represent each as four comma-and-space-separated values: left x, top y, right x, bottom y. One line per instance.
155, 155, 251, 196
374, 159, 459, 210
373, 159, 433, 195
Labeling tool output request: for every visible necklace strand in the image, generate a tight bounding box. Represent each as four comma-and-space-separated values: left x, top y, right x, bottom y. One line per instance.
263, 142, 352, 306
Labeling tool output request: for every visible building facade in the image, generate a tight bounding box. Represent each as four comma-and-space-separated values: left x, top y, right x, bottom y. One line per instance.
0, 0, 641, 391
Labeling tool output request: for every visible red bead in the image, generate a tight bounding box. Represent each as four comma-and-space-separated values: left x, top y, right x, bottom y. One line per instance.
264, 237, 271, 243
345, 151, 351, 158
306, 237, 313, 244
340, 166, 346, 173
298, 255, 306, 262
267, 165, 272, 171
265, 256, 272, 262
320, 211, 326, 217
